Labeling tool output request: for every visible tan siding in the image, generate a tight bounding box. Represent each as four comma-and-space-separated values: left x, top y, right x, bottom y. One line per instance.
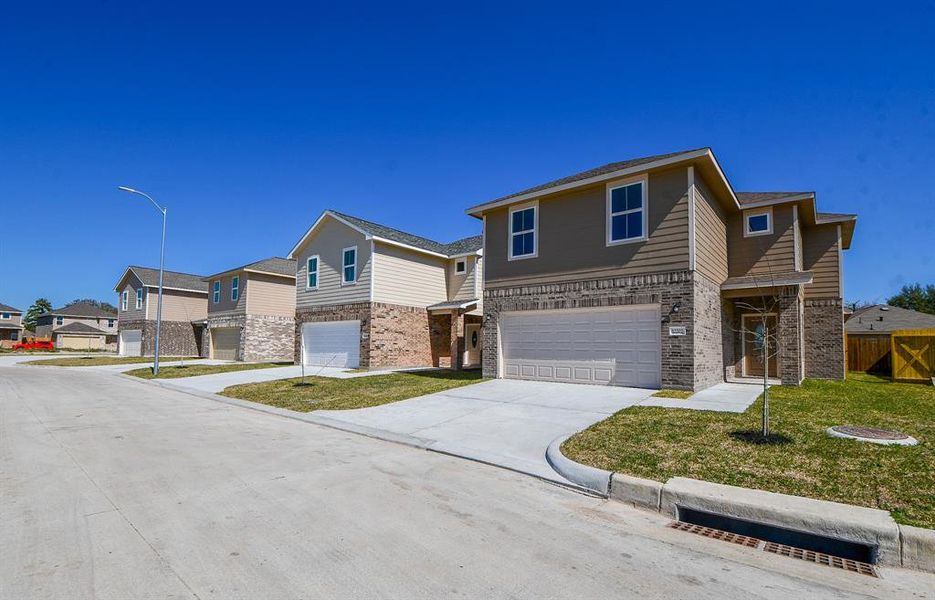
372, 242, 448, 308
56, 334, 104, 350
208, 273, 248, 315
118, 273, 147, 322
152, 291, 208, 322
693, 174, 729, 283
448, 255, 479, 301
727, 204, 796, 277
793, 207, 804, 271
803, 225, 841, 298
245, 273, 296, 317
472, 256, 484, 315
1, 313, 23, 326
295, 216, 372, 307
484, 167, 690, 286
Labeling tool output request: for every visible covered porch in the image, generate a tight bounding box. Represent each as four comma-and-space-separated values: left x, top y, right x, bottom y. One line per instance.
427, 299, 483, 370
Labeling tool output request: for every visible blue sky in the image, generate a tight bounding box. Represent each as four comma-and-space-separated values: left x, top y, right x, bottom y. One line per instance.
1, 2, 933, 311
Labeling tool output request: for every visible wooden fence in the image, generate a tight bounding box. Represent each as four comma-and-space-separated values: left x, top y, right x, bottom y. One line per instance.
846, 334, 892, 374
891, 328, 935, 383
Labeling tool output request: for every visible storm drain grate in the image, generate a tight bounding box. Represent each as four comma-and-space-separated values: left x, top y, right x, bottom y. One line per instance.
668, 521, 761, 547
763, 542, 878, 577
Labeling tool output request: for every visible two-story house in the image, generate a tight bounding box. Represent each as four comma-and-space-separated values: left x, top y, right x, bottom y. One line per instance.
113, 266, 208, 356
201, 257, 296, 361
466, 147, 856, 390
35, 301, 118, 350
0, 302, 25, 348
287, 210, 483, 370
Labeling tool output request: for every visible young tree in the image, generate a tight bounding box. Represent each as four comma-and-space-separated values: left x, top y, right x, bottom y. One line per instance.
23, 298, 52, 331
887, 283, 935, 315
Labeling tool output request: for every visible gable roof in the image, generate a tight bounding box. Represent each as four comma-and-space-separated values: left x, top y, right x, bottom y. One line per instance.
205, 257, 297, 280
288, 210, 483, 260
114, 266, 208, 294
40, 301, 116, 319
0, 302, 22, 313
55, 321, 108, 335
846, 305, 935, 334
736, 192, 812, 205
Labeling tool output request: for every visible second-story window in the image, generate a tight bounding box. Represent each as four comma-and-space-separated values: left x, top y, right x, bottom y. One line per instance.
607, 179, 647, 245
231, 276, 240, 302
509, 204, 537, 259
744, 208, 773, 237
0, 312, 10, 320
213, 281, 221, 304
108, 319, 115, 328
342, 247, 357, 284
121, 291, 128, 311
307, 256, 319, 289
56, 316, 63, 326
136, 288, 143, 309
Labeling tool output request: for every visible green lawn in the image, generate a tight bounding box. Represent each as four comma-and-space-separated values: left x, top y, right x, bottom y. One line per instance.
127, 362, 292, 379
23, 356, 193, 367
221, 369, 483, 412
563, 373, 935, 529
652, 389, 693, 399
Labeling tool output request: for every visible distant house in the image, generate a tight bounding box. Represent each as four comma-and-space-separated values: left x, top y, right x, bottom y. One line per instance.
113, 266, 208, 357
845, 304, 935, 374
0, 302, 25, 348
35, 301, 118, 350
201, 257, 296, 362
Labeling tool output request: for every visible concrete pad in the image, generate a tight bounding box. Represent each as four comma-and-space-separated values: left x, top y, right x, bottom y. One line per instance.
661, 477, 902, 566
899, 524, 935, 573
638, 382, 763, 413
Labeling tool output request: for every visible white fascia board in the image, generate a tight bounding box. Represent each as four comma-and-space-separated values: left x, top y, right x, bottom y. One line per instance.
287, 210, 371, 259
143, 284, 208, 295
370, 236, 450, 259
739, 193, 815, 210
242, 268, 295, 280
112, 267, 136, 292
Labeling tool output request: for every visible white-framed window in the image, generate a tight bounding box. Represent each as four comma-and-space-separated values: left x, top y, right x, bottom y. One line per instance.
342, 246, 357, 284
121, 290, 128, 311
508, 203, 537, 260
744, 207, 773, 237
455, 259, 466, 274
306, 255, 319, 290
135, 288, 143, 309
108, 319, 115, 328
10, 331, 18, 341
56, 316, 63, 325
213, 280, 221, 304
607, 177, 648, 245
0, 312, 10, 320
231, 276, 240, 302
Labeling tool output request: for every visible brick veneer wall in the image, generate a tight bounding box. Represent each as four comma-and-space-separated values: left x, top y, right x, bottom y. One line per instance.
483, 270, 697, 390
118, 319, 200, 356
778, 288, 804, 385
429, 313, 451, 367
804, 298, 845, 380
369, 302, 434, 368
244, 314, 295, 362
693, 272, 727, 390
294, 303, 372, 366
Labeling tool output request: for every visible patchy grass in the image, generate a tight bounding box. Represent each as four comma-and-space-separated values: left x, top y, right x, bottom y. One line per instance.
23, 355, 192, 367
221, 369, 483, 412
563, 373, 935, 529
652, 389, 693, 400
127, 361, 292, 379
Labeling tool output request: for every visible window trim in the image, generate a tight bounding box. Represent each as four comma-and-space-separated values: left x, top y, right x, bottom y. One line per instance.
121, 290, 129, 311
341, 246, 358, 285
56, 316, 63, 326
744, 207, 773, 237
0, 312, 10, 320
231, 276, 240, 302
212, 280, 221, 304
507, 201, 538, 261
306, 255, 320, 290
455, 259, 466, 274
108, 319, 115, 328
606, 175, 649, 247
135, 287, 143, 309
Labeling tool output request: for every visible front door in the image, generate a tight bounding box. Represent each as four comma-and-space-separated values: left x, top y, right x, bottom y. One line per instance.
743, 314, 778, 378
464, 323, 482, 367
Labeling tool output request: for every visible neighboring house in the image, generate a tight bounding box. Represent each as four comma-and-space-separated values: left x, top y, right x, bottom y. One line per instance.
113, 266, 208, 356
466, 147, 856, 390
35, 301, 118, 350
845, 304, 935, 374
287, 210, 483, 369
202, 257, 297, 362
0, 303, 25, 348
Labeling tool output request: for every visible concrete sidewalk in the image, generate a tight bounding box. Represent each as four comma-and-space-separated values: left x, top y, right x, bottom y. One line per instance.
638, 382, 764, 413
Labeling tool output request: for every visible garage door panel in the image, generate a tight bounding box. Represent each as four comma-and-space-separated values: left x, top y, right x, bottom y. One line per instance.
211, 327, 240, 361
302, 320, 360, 368
500, 306, 661, 388
119, 330, 142, 356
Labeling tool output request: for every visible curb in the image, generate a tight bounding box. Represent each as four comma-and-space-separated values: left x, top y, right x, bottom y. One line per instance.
545, 436, 612, 496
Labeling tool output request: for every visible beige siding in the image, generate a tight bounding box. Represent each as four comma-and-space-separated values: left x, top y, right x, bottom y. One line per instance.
295, 216, 372, 307
693, 174, 729, 283
1, 312, 23, 326
793, 206, 804, 271
727, 204, 796, 277
484, 167, 690, 286
372, 242, 448, 308
448, 255, 480, 301
245, 273, 296, 317
56, 334, 104, 350
803, 225, 841, 298
118, 273, 147, 323
148, 290, 208, 321
208, 273, 248, 315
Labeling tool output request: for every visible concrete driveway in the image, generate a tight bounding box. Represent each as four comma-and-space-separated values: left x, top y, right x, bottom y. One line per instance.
316, 379, 655, 483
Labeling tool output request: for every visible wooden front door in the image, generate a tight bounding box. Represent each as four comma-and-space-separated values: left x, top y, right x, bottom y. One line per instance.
743, 315, 778, 378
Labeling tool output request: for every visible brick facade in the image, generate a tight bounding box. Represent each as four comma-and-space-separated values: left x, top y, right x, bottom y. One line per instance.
117, 319, 201, 357
804, 298, 845, 380
369, 302, 434, 368
205, 314, 246, 359
244, 314, 295, 362
777, 288, 805, 385
693, 272, 729, 390
294, 302, 372, 366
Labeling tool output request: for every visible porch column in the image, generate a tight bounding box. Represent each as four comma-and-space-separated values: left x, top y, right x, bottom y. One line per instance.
778, 287, 804, 385
449, 311, 464, 370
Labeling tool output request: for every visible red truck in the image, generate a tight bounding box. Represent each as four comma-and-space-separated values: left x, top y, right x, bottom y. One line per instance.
12, 340, 54, 351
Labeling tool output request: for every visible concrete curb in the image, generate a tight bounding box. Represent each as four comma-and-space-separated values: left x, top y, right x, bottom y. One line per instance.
899, 524, 935, 572
545, 436, 611, 496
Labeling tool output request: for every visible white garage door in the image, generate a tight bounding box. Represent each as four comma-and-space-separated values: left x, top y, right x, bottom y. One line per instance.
211, 327, 241, 361
500, 305, 661, 388
119, 330, 142, 357
302, 320, 361, 368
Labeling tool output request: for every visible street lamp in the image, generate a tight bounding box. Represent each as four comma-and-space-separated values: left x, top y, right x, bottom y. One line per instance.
118, 186, 167, 376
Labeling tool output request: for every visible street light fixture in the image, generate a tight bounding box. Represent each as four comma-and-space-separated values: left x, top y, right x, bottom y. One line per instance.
118, 186, 167, 376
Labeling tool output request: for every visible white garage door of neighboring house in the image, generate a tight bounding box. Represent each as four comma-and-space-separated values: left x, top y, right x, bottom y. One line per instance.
119, 330, 142, 356
302, 320, 361, 368
211, 327, 241, 361
499, 305, 661, 388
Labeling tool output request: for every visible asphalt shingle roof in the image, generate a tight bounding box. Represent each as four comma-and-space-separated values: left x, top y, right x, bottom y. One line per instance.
42, 301, 116, 319
736, 192, 811, 206
0, 302, 22, 313
206, 257, 297, 279
846, 305, 935, 334
330, 211, 482, 257
55, 322, 108, 335
128, 266, 209, 293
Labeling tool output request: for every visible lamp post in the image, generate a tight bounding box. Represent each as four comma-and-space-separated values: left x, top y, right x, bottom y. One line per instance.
118, 186, 167, 376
